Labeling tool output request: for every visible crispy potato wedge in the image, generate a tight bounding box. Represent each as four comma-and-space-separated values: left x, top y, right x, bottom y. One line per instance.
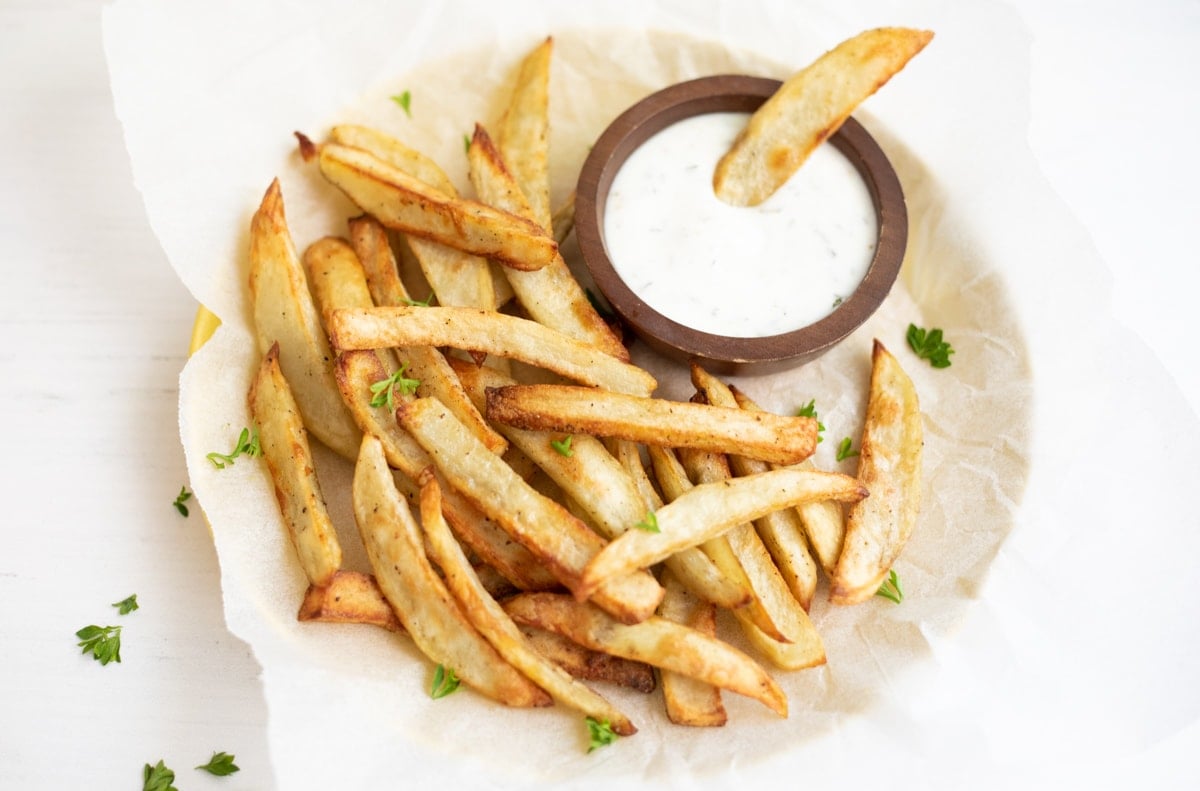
346, 216, 507, 454
504, 592, 787, 717
396, 396, 664, 624
329, 307, 655, 396
326, 126, 498, 310
713, 27, 933, 206
486, 384, 817, 465
248, 180, 360, 459
496, 36, 554, 232
678, 448, 825, 671
317, 142, 557, 271
691, 367, 819, 610
658, 570, 727, 727
731, 386, 846, 579
297, 570, 403, 632
518, 625, 657, 693
830, 340, 923, 604
469, 124, 628, 361
248, 343, 342, 588
578, 464, 867, 603
352, 434, 550, 707
418, 476, 636, 735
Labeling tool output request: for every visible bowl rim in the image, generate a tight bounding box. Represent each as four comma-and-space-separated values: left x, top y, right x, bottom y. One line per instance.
575, 74, 907, 375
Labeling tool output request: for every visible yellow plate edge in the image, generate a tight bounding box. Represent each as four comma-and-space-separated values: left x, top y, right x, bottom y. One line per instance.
189, 305, 221, 356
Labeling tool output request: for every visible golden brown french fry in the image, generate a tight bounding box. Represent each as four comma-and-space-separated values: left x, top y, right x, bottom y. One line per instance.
730, 386, 845, 579
248, 180, 361, 459
486, 384, 817, 465
396, 396, 664, 624
678, 448, 826, 671
297, 570, 404, 632
418, 476, 637, 735
317, 142, 558, 271
517, 625, 657, 693
610, 439, 752, 611
496, 36, 553, 232
504, 592, 787, 717
830, 340, 922, 604
345, 216, 508, 454
248, 343, 342, 588
329, 307, 656, 397
658, 570, 727, 727
352, 434, 550, 707
713, 27, 934, 206
469, 123, 629, 361
646, 444, 780, 638
691, 367, 819, 610
577, 464, 867, 603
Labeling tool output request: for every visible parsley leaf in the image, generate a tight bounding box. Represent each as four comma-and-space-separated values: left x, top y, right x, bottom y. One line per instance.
196, 751, 240, 776
143, 760, 178, 791
906, 323, 954, 368
206, 427, 261, 469
463, 133, 471, 153
76, 624, 122, 665
836, 437, 859, 462
172, 486, 192, 517
796, 399, 825, 443
634, 511, 659, 533
391, 90, 412, 117
112, 594, 139, 615
550, 436, 574, 457
586, 717, 618, 752
402, 292, 434, 307
369, 364, 421, 411
875, 569, 904, 604
430, 664, 461, 699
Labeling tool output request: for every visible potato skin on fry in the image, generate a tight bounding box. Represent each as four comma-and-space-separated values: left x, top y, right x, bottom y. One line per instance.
248, 342, 342, 588
297, 570, 404, 632
830, 340, 923, 604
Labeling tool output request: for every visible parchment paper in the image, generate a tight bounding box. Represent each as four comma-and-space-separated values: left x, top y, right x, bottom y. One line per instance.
104, 0, 1200, 788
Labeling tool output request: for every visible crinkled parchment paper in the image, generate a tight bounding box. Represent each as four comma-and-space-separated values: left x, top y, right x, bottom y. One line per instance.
105, 0, 1200, 788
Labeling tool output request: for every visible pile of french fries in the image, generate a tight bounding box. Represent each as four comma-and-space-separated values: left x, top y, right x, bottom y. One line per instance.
241, 30, 926, 742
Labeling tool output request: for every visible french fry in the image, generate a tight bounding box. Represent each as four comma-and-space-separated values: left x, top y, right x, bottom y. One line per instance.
346, 216, 508, 454
647, 444, 785, 641
830, 340, 923, 604
517, 625, 657, 693
418, 475, 637, 735
329, 307, 656, 397
678, 447, 826, 671
297, 570, 404, 633
469, 123, 629, 361
248, 343, 342, 588
248, 180, 361, 459
396, 396, 664, 624
503, 592, 787, 717
691, 366, 819, 610
658, 570, 727, 727
576, 464, 867, 603
496, 36, 554, 233
352, 434, 550, 707
316, 142, 558, 271
486, 384, 818, 465
713, 27, 933, 206
731, 386, 846, 579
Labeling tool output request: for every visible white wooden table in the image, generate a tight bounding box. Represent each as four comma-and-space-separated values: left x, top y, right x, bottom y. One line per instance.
2, 1, 1197, 788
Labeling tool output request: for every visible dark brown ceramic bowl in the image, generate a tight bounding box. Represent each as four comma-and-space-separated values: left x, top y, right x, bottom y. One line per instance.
575, 75, 907, 376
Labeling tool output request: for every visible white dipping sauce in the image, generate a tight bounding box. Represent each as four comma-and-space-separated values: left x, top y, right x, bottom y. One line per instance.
603, 112, 877, 338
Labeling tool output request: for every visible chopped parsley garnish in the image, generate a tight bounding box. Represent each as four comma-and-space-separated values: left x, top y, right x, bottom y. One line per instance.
369, 364, 421, 411
836, 437, 859, 462
796, 399, 825, 443
196, 751, 240, 776
430, 664, 461, 699
634, 511, 659, 533
550, 436, 574, 457
76, 624, 122, 665
206, 427, 261, 469
391, 90, 412, 117
112, 594, 139, 615
586, 716, 618, 752
172, 486, 192, 517
142, 760, 178, 791
875, 569, 904, 604
906, 323, 954, 368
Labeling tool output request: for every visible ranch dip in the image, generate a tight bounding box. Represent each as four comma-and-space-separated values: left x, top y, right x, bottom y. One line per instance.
603, 111, 877, 338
